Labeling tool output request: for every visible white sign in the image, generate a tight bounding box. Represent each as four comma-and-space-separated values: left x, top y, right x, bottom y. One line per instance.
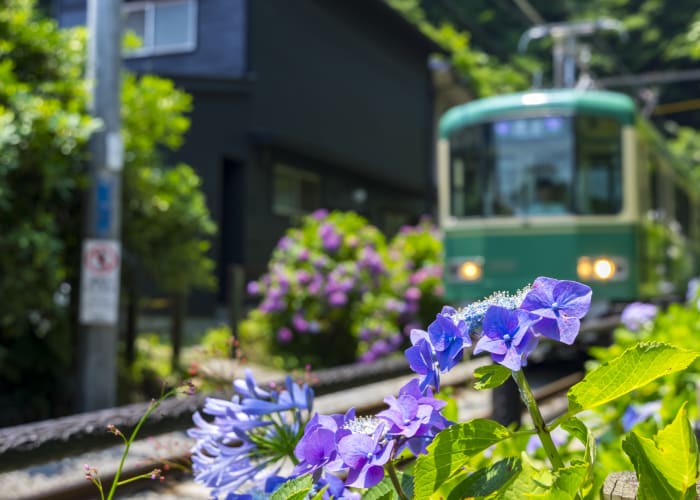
79, 239, 121, 325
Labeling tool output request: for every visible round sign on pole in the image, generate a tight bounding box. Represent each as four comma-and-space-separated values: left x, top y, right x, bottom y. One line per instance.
79, 239, 122, 325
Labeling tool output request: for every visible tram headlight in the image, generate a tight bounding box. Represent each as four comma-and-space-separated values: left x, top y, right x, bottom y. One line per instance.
451, 257, 483, 282
577, 256, 628, 282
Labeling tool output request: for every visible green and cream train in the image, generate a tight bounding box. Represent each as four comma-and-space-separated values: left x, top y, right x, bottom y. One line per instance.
438, 89, 700, 309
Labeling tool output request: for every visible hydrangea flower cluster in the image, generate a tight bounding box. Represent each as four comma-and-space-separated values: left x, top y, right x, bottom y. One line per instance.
291, 376, 450, 491
407, 276, 592, 389
620, 301, 659, 331
240, 210, 444, 368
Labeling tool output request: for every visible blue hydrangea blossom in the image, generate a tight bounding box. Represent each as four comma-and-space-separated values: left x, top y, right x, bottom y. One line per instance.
520, 276, 592, 345
473, 306, 541, 371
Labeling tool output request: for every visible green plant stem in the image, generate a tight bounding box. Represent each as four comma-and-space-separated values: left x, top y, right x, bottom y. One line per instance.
386, 460, 409, 500
107, 390, 175, 500
116, 472, 159, 486
512, 370, 564, 471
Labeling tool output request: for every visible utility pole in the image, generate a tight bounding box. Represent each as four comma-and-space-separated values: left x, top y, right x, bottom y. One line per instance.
78, 0, 123, 411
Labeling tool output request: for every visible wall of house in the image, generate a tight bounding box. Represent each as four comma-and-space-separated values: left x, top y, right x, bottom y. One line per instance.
50, 0, 443, 315
247, 0, 435, 194
241, 0, 437, 279
54, 0, 247, 80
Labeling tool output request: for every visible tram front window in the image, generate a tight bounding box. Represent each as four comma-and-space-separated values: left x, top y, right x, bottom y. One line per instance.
449, 115, 622, 217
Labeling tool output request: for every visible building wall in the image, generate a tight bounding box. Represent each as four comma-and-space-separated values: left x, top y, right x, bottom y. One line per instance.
54, 0, 247, 79
50, 0, 444, 314
248, 0, 434, 192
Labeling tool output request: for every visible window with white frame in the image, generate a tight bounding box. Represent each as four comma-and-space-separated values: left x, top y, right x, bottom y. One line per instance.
272, 164, 321, 217
123, 0, 197, 57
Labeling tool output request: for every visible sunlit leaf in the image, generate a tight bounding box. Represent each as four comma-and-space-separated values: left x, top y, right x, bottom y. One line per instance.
414, 419, 512, 499
568, 342, 698, 413
473, 363, 512, 390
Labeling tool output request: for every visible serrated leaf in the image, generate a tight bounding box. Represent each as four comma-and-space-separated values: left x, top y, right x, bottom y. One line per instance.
494, 455, 553, 499
622, 403, 699, 500
528, 463, 588, 500
363, 471, 414, 500
561, 417, 596, 485
474, 363, 512, 390
568, 342, 698, 413
269, 474, 313, 500
414, 419, 512, 499
441, 457, 522, 500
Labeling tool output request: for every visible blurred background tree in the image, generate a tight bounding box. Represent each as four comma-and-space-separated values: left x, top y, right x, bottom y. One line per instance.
0, 0, 215, 425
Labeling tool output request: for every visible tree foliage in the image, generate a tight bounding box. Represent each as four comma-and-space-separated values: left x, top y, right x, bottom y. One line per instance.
0, 0, 215, 424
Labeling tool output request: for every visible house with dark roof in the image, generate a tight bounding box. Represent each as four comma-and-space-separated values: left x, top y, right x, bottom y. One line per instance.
46, 0, 470, 314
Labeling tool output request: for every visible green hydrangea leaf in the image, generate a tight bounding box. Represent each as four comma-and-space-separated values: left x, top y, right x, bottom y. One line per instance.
473, 363, 512, 390
363, 471, 414, 500
567, 342, 698, 413
269, 474, 313, 500
528, 463, 588, 500
561, 417, 596, 497
493, 455, 553, 499
437, 457, 522, 500
414, 419, 512, 499
622, 403, 699, 500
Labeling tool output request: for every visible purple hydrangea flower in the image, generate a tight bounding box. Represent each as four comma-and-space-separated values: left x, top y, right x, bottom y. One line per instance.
336, 417, 394, 488
295, 408, 396, 489
328, 291, 348, 307
314, 473, 361, 500
405, 330, 441, 392
520, 276, 592, 345
277, 326, 293, 343
320, 223, 342, 252
620, 302, 658, 331
424, 313, 472, 372
292, 313, 309, 333
293, 412, 349, 476
622, 400, 662, 431
377, 378, 451, 455
311, 208, 329, 220
405, 287, 422, 302
473, 306, 541, 371
246, 281, 261, 296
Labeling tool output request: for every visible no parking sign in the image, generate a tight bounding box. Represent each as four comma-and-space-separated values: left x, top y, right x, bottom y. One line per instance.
79, 239, 121, 325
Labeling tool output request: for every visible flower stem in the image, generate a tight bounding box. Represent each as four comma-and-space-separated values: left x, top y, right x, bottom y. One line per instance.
106, 389, 177, 500
512, 370, 564, 470
386, 460, 409, 500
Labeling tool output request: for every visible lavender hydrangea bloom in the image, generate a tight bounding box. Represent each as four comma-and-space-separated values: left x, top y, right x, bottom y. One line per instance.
622, 400, 662, 431
320, 223, 342, 251
520, 276, 592, 345
337, 418, 394, 488
315, 473, 362, 500
377, 378, 451, 455
405, 330, 441, 392
294, 410, 394, 489
293, 412, 350, 476
424, 313, 471, 372
473, 306, 541, 371
620, 302, 658, 331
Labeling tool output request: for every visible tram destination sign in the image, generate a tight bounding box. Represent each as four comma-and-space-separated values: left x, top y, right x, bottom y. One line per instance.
79, 239, 121, 326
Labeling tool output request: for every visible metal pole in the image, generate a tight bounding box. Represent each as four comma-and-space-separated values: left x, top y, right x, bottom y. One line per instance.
78, 0, 123, 411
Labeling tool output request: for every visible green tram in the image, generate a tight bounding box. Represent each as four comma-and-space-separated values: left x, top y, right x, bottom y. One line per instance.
438, 89, 700, 310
